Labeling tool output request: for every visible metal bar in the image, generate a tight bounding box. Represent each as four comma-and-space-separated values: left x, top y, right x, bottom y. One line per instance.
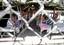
11, 9, 42, 38
0, 0, 11, 19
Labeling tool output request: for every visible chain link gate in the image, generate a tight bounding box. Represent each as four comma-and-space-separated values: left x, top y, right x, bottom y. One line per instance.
0, 0, 64, 45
